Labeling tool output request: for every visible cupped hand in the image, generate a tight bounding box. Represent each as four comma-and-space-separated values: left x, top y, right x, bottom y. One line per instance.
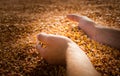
36, 33, 76, 65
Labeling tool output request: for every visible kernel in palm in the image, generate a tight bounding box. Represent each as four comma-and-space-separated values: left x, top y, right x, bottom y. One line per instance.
38, 41, 47, 48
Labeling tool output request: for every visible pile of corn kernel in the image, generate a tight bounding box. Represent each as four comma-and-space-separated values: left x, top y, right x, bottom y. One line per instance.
0, 0, 120, 76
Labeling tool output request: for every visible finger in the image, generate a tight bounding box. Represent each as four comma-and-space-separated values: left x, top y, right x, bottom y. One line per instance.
67, 14, 81, 22
36, 44, 46, 57
37, 33, 49, 44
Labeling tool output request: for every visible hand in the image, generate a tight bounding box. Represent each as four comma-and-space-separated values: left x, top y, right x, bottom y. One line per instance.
67, 14, 96, 39
36, 33, 75, 64
67, 14, 120, 50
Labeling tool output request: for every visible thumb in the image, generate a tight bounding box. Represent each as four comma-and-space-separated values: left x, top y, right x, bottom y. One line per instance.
37, 32, 49, 44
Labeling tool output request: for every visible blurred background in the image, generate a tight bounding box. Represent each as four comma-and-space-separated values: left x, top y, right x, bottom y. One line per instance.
0, 0, 120, 76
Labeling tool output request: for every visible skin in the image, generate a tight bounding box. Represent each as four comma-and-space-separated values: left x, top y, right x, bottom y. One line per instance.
67, 14, 120, 50
36, 33, 101, 76
36, 14, 119, 76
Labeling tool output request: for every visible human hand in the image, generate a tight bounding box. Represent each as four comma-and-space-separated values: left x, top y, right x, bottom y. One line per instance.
67, 14, 96, 39
67, 14, 120, 50
36, 33, 76, 64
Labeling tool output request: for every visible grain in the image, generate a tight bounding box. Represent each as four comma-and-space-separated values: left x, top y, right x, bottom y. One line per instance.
0, 0, 120, 76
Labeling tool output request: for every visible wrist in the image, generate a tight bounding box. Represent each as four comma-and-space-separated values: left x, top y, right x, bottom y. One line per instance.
66, 43, 101, 76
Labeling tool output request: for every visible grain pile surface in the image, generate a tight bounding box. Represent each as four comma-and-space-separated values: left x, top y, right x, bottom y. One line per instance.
0, 0, 120, 76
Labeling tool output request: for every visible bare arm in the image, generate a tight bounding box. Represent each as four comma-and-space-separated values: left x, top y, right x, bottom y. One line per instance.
95, 26, 120, 49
